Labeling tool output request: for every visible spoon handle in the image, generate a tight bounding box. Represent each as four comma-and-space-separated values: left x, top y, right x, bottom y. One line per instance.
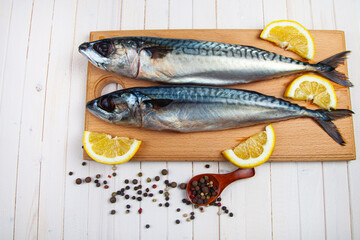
221, 168, 255, 188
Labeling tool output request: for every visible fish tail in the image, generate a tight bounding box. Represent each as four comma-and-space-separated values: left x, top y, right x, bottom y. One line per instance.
315, 51, 353, 87
314, 109, 354, 145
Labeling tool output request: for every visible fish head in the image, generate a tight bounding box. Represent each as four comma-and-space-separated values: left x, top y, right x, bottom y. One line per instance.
79, 38, 139, 78
86, 91, 141, 127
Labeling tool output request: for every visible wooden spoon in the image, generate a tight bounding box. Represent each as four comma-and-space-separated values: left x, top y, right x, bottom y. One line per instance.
186, 168, 255, 206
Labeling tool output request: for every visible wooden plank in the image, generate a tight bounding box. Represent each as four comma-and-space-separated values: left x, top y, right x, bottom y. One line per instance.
83, 29, 355, 161
141, 2, 169, 240
0, 0, 33, 238
13, 0, 55, 239
217, 1, 272, 240
334, 0, 360, 237
286, 2, 326, 240
62, 0, 97, 239
36, 0, 77, 238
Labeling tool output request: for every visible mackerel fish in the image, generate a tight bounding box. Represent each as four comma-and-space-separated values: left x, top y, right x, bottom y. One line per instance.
79, 36, 352, 87
86, 85, 353, 145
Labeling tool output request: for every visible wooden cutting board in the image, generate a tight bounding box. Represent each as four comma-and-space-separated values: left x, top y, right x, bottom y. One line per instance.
83, 29, 355, 161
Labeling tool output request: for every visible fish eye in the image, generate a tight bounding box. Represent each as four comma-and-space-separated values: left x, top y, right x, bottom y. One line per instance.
98, 96, 115, 112
93, 41, 113, 57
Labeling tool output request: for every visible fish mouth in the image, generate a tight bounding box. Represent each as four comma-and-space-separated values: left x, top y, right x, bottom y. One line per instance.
78, 42, 108, 70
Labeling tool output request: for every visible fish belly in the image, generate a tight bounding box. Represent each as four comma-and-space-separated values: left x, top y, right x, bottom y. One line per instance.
138, 51, 309, 85
141, 102, 302, 132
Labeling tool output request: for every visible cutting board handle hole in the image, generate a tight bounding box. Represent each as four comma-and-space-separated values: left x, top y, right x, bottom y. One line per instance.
94, 76, 125, 98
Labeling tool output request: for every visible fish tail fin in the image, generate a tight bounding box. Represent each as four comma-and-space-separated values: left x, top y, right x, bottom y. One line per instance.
315, 51, 353, 87
314, 109, 354, 145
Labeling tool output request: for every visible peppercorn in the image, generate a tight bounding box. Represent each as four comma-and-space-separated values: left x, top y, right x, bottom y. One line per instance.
145, 224, 150, 229
225, 210, 229, 214
124, 179, 129, 184
183, 213, 188, 217
110, 197, 116, 203
165, 197, 170, 201
179, 183, 186, 189
152, 184, 157, 189
217, 197, 221, 201
137, 190, 142, 195
104, 185, 109, 189
159, 190, 163, 194
164, 192, 170, 197
94, 180, 99, 184
68, 171, 73, 176
96, 174, 101, 179
152, 198, 157, 202
132, 179, 138, 184
96, 183, 100, 187
82, 162, 87, 166
229, 212, 234, 217
191, 181, 198, 187
205, 164, 210, 168
125, 210, 130, 214
165, 202, 170, 207
176, 208, 181, 212
132, 196, 136, 200
222, 206, 227, 211
159, 203, 163, 207
190, 212, 194, 215
145, 188, 150, 192
112, 192, 117, 197
125, 195, 130, 199
137, 197, 142, 201
85, 177, 91, 183
170, 182, 177, 188
155, 176, 160, 181
138, 208, 143, 214
110, 210, 116, 215
164, 180, 169, 185
125, 186, 130, 190
108, 175, 112, 179
137, 185, 142, 189
149, 193, 153, 197
161, 169, 168, 175
75, 178, 82, 185
175, 220, 180, 224
190, 215, 195, 220
112, 166, 117, 171
138, 172, 142, 177
112, 172, 117, 177
103, 180, 107, 184
143, 193, 148, 197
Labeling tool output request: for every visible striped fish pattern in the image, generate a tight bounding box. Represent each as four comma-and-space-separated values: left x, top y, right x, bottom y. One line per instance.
79, 36, 352, 87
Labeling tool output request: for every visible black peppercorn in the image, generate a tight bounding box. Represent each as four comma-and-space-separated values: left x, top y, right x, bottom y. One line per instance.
165, 202, 170, 207
75, 178, 82, 184
110, 210, 116, 215
110, 197, 116, 203
126, 204, 131, 209
229, 212, 233, 217
132, 179, 138, 184
96, 174, 101, 179
155, 176, 160, 181
145, 224, 150, 229
96, 183, 100, 187
161, 169, 168, 175
85, 177, 91, 183
112, 172, 117, 177
125, 195, 130, 199
175, 219, 180, 224
124, 179, 129, 184
68, 171, 73, 176
82, 162, 87, 166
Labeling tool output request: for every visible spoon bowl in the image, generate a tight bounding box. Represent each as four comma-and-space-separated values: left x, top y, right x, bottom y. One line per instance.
186, 168, 255, 206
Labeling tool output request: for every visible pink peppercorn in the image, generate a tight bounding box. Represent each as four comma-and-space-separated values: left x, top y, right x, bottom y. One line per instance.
152, 184, 157, 189
104, 185, 109, 189
108, 175, 111, 178
138, 208, 143, 214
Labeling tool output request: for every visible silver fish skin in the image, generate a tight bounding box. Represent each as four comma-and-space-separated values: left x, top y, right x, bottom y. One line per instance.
79, 36, 352, 87
86, 86, 353, 145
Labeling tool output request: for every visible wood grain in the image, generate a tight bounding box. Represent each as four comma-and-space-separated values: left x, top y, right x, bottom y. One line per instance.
83, 29, 355, 161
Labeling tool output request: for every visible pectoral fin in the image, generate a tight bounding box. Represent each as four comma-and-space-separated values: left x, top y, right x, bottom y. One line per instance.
143, 99, 173, 109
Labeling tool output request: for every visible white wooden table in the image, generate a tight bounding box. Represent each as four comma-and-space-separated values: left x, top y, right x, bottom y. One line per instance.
1, 0, 359, 239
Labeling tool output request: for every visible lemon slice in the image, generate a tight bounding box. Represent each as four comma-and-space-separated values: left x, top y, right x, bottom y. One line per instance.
222, 125, 275, 168
260, 20, 315, 60
284, 75, 337, 110
83, 131, 141, 165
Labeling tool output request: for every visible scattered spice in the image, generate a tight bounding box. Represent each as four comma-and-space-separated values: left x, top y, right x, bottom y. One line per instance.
229, 212, 234, 217
155, 176, 160, 181
112, 166, 117, 171
152, 184, 157, 189
145, 224, 150, 229
126, 205, 131, 209
179, 183, 186, 189
82, 162, 87, 166
161, 169, 168, 175
132, 179, 138, 184
96, 174, 101, 179
68, 171, 73, 176
96, 183, 100, 187
75, 178, 82, 185
124, 179, 129, 184
112, 172, 117, 177
175, 219, 180, 224
110, 210, 116, 215
125, 210, 130, 214
138, 208, 143, 214
138, 172, 143, 177
104, 185, 109, 189
108, 175, 112, 178
103, 180, 108, 184
110, 197, 116, 203
205, 164, 210, 168
85, 177, 91, 183
176, 208, 181, 212
165, 202, 170, 207
146, 177, 151, 183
